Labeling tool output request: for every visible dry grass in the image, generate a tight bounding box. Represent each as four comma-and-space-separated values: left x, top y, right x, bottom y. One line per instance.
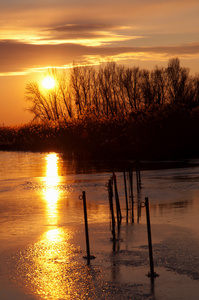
1, 104, 199, 161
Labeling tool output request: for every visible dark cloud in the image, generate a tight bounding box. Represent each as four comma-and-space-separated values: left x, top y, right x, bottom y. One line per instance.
0, 40, 87, 72
146, 44, 199, 55
1, 40, 199, 74
43, 23, 127, 41
47, 24, 118, 33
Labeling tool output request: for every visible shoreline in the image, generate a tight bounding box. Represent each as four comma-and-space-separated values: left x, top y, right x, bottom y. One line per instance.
1, 149, 198, 170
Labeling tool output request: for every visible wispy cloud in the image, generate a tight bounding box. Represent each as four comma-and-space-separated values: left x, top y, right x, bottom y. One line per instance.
1, 0, 199, 126
0, 0, 199, 76
0, 22, 142, 46
1, 39, 199, 76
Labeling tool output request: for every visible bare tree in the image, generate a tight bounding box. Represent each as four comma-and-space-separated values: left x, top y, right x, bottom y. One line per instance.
26, 59, 199, 123
97, 62, 117, 117
121, 67, 141, 111
193, 74, 199, 107
26, 82, 53, 122
140, 69, 154, 108
151, 67, 166, 105
26, 69, 73, 122
165, 58, 190, 105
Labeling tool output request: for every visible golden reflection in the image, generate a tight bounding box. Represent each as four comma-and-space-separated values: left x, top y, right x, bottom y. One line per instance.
14, 153, 106, 299
45, 153, 59, 186
44, 153, 61, 225
15, 227, 102, 299
17, 228, 77, 299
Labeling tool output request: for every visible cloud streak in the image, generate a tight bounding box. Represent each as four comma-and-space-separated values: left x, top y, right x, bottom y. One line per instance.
1, 39, 199, 76
0, 0, 199, 75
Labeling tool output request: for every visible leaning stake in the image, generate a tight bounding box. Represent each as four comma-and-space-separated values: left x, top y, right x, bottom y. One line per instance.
79, 191, 96, 264
108, 180, 116, 240
145, 197, 158, 278
113, 172, 122, 228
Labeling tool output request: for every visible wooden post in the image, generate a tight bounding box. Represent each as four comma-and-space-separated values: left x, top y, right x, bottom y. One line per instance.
145, 197, 158, 278
108, 180, 116, 240
136, 160, 141, 191
129, 169, 134, 223
137, 193, 141, 223
80, 191, 96, 264
113, 172, 122, 231
123, 170, 128, 222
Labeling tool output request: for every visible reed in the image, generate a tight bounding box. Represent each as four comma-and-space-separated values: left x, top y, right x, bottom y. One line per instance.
1, 104, 199, 160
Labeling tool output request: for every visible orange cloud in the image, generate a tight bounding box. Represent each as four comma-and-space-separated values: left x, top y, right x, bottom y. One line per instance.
1, 0, 199, 76
1, 39, 199, 76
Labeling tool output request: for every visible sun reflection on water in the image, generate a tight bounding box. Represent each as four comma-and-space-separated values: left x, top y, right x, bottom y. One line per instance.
15, 153, 83, 299
15, 225, 103, 299
16, 227, 84, 299
14, 153, 105, 299
45, 153, 59, 187
44, 153, 61, 225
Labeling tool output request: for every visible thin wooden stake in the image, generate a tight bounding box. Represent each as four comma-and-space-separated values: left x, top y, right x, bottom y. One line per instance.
113, 172, 122, 230
79, 191, 96, 264
108, 180, 116, 240
123, 170, 128, 222
145, 197, 158, 278
129, 169, 134, 223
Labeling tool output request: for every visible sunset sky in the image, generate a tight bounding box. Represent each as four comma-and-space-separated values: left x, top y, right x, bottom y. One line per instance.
1, 0, 199, 125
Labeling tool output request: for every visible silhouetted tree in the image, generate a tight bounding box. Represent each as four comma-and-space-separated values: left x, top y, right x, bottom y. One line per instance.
26, 59, 199, 123
26, 69, 72, 122
97, 62, 118, 116
165, 58, 190, 105
122, 67, 141, 110
151, 67, 166, 105
140, 69, 154, 108
192, 74, 199, 108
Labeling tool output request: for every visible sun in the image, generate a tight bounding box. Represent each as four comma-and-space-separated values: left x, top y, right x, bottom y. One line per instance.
42, 76, 55, 89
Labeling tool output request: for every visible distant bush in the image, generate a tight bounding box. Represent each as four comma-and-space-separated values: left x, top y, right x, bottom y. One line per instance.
1, 103, 199, 160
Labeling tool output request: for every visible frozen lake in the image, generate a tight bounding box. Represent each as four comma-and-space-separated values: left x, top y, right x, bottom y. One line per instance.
1, 151, 199, 299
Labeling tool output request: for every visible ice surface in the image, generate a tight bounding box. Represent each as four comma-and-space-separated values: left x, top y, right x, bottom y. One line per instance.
1, 151, 199, 299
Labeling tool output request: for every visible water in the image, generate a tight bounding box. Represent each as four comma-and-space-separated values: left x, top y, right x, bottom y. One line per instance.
1, 151, 199, 299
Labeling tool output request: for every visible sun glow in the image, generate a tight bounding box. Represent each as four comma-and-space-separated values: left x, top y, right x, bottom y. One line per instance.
42, 76, 55, 89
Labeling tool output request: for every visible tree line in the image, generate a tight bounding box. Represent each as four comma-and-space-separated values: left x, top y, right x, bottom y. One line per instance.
26, 58, 199, 122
